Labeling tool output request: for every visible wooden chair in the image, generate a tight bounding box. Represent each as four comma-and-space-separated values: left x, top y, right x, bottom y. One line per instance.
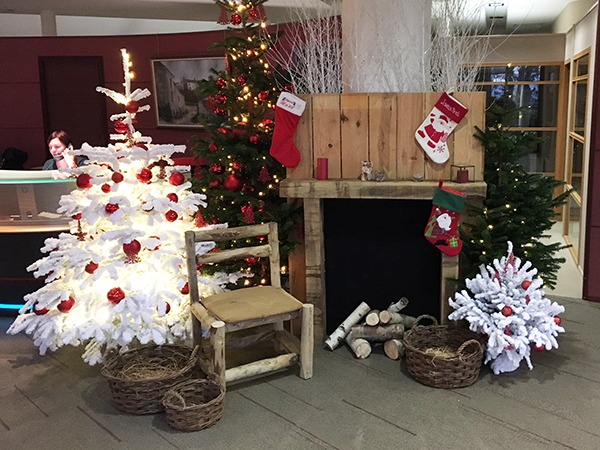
185, 222, 313, 388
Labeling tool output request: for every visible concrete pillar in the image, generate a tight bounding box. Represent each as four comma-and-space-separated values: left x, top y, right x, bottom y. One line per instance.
41, 10, 57, 36
341, 0, 432, 92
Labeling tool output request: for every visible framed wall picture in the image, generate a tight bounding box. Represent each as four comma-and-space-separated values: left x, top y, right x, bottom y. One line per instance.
151, 57, 226, 128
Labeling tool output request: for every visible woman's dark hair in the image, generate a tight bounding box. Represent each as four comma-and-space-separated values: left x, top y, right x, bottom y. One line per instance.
47, 130, 72, 148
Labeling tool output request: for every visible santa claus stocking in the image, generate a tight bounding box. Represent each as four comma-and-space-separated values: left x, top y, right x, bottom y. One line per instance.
269, 92, 306, 168
424, 181, 467, 256
415, 93, 469, 164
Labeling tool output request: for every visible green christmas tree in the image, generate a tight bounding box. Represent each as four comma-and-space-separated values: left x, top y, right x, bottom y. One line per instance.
461, 106, 571, 289
191, 0, 300, 286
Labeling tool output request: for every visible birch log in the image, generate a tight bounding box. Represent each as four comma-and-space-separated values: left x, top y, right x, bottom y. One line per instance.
345, 330, 371, 359
365, 310, 380, 326
348, 324, 405, 342
384, 339, 405, 360
324, 301, 371, 350
388, 297, 409, 313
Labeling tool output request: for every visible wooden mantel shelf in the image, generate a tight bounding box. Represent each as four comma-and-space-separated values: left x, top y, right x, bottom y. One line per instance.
280, 179, 487, 200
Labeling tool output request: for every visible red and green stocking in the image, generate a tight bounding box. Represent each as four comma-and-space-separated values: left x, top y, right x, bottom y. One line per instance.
424, 182, 466, 256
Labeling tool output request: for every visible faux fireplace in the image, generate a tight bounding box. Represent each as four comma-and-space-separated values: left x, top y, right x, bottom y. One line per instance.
279, 92, 487, 340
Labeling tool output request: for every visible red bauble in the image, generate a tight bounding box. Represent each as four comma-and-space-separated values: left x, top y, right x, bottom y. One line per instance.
107, 287, 125, 304
123, 239, 141, 258
101, 183, 111, 193
260, 118, 273, 128
215, 93, 227, 104
216, 78, 226, 89
33, 304, 49, 315
180, 282, 189, 295
58, 296, 75, 313
217, 127, 229, 135
105, 203, 119, 215
554, 315, 562, 326
223, 174, 243, 192
111, 172, 124, 183
210, 164, 225, 174
167, 193, 179, 203
230, 13, 242, 25
258, 90, 269, 102
165, 210, 178, 222
169, 171, 185, 186
114, 120, 129, 134
245, 257, 258, 266
209, 180, 220, 188
501, 306, 513, 317
164, 302, 171, 314
249, 134, 260, 145
85, 261, 99, 274
214, 107, 226, 116
525, 295, 531, 304
208, 142, 218, 152
248, 7, 259, 19
237, 74, 247, 85
533, 343, 545, 352
521, 280, 532, 290
125, 101, 139, 113
136, 168, 153, 183
72, 213, 82, 220
76, 174, 92, 189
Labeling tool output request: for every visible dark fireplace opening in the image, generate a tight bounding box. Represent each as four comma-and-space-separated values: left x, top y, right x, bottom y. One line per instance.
323, 199, 441, 334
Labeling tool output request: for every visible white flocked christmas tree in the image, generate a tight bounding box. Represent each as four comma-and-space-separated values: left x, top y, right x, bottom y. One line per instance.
7, 49, 241, 365
448, 241, 565, 375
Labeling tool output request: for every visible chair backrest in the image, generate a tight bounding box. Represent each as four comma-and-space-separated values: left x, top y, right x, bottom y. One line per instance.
185, 222, 282, 304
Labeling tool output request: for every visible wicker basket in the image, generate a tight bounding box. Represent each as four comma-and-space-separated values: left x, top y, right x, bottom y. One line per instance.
403, 316, 484, 389
163, 379, 225, 431
101, 344, 198, 414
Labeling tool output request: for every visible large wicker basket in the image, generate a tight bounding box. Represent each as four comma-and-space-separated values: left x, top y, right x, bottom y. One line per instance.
163, 379, 225, 431
101, 344, 198, 414
403, 316, 484, 389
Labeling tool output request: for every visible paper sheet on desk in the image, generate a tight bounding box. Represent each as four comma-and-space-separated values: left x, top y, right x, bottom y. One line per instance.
38, 211, 63, 219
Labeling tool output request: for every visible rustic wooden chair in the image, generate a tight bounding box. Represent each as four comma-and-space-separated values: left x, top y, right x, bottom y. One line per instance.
185, 222, 313, 388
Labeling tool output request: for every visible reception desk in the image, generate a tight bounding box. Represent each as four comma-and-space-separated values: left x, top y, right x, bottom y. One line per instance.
0, 170, 76, 315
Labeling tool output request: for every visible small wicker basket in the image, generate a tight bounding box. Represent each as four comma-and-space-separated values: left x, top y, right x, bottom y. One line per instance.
163, 379, 225, 431
101, 344, 198, 415
403, 316, 484, 389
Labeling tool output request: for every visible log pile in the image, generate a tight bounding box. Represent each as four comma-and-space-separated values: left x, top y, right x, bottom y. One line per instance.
325, 297, 422, 360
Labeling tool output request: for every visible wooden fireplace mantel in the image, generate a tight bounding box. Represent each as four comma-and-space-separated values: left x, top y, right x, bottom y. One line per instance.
280, 179, 487, 200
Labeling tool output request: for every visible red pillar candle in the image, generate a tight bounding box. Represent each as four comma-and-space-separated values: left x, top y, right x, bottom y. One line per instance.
316, 158, 328, 180
456, 167, 470, 183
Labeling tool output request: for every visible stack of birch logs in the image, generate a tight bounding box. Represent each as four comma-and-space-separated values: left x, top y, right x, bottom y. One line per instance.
324, 298, 421, 360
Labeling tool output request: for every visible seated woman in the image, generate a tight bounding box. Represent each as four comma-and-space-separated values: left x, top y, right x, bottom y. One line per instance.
43, 130, 86, 170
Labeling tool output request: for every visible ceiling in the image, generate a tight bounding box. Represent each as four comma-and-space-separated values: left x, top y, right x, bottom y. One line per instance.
0, 0, 583, 34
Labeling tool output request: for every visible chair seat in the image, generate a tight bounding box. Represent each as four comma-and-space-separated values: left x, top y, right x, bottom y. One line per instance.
203, 285, 303, 324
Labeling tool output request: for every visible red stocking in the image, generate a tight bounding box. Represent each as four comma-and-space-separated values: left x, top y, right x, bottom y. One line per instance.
269, 92, 306, 168
424, 181, 467, 256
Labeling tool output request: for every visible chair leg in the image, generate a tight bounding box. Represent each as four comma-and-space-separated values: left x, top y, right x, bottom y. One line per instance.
211, 323, 226, 389
299, 303, 314, 379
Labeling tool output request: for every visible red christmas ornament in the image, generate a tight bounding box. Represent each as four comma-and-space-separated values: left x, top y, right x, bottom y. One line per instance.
167, 193, 179, 203
215, 93, 227, 104
521, 280, 532, 290
33, 304, 49, 315
224, 174, 243, 192
114, 120, 129, 134
85, 261, 99, 274
164, 302, 171, 314
105, 203, 119, 215
107, 287, 125, 304
180, 282, 189, 295
525, 295, 531, 304
136, 168, 153, 183
258, 165, 270, 182
242, 202, 255, 224
216, 78, 227, 89
210, 164, 225, 174
72, 213, 82, 220
76, 174, 92, 189
554, 315, 562, 326
504, 326, 512, 336
209, 180, 221, 188
169, 171, 185, 186
533, 343, 545, 352
217, 127, 229, 135
111, 172, 124, 183
101, 183, 111, 193
125, 101, 139, 113
214, 107, 226, 116
123, 240, 141, 259
245, 257, 258, 266
258, 90, 269, 102
165, 210, 178, 222
260, 118, 274, 128
208, 142, 218, 152
248, 7, 259, 19
249, 134, 260, 145
58, 296, 75, 313
501, 306, 513, 317
237, 74, 247, 85
230, 13, 242, 25
242, 183, 254, 193
232, 161, 243, 171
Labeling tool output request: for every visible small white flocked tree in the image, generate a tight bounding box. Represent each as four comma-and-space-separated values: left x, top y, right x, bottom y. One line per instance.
448, 242, 565, 375
7, 49, 241, 365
